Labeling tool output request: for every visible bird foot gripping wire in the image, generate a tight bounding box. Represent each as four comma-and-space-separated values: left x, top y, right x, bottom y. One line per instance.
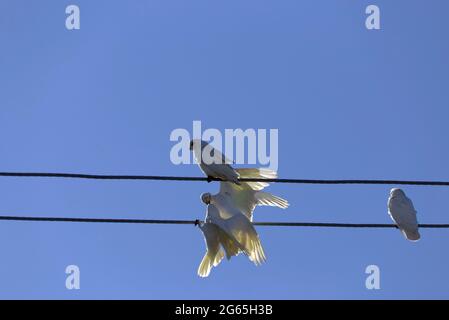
194, 219, 201, 226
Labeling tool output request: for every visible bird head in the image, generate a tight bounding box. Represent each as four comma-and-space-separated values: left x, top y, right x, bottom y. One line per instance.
189, 139, 206, 151
390, 188, 405, 197
201, 192, 212, 205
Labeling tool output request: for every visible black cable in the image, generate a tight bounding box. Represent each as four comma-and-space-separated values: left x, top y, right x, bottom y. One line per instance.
0, 215, 448, 228
1, 172, 449, 186
0, 216, 196, 225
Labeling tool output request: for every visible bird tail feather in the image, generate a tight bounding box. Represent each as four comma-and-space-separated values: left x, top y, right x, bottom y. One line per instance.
402, 229, 421, 242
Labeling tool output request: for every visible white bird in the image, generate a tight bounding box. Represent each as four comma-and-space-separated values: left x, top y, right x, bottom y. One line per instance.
218, 168, 289, 221
190, 139, 240, 184
388, 188, 421, 241
201, 193, 266, 266
196, 167, 288, 276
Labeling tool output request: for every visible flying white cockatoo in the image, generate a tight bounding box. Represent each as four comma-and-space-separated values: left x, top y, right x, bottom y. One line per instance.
388, 188, 421, 242
190, 139, 240, 184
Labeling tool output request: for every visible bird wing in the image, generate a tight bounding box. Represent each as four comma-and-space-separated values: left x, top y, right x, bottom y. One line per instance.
220, 213, 266, 266
218, 168, 288, 220
210, 146, 234, 165
192, 141, 240, 183
205, 163, 240, 184
198, 222, 225, 277
235, 168, 277, 190
255, 192, 289, 209
207, 200, 266, 265
219, 182, 257, 220
217, 227, 241, 260
198, 141, 233, 165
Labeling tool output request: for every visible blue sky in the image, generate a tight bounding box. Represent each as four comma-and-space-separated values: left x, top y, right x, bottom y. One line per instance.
0, 0, 448, 299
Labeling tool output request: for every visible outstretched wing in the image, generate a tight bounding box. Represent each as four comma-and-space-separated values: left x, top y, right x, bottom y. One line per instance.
219, 168, 288, 220
224, 214, 266, 265
198, 222, 225, 277
213, 213, 266, 266
217, 227, 241, 260
235, 168, 277, 190
219, 183, 256, 220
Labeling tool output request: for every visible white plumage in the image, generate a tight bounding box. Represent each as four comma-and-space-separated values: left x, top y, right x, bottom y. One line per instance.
219, 168, 289, 221
196, 168, 289, 277
190, 139, 240, 184
197, 222, 225, 278
388, 188, 421, 242
197, 218, 241, 277
204, 199, 266, 266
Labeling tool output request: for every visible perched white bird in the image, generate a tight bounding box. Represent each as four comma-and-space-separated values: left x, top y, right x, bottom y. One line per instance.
388, 188, 421, 241
218, 168, 289, 221
190, 139, 240, 184
201, 193, 266, 266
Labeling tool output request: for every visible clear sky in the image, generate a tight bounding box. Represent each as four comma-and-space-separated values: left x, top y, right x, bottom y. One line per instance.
0, 0, 448, 299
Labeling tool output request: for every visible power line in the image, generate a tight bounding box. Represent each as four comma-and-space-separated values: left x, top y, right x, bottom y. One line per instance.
1, 172, 449, 186
0, 215, 196, 225
0, 215, 448, 228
